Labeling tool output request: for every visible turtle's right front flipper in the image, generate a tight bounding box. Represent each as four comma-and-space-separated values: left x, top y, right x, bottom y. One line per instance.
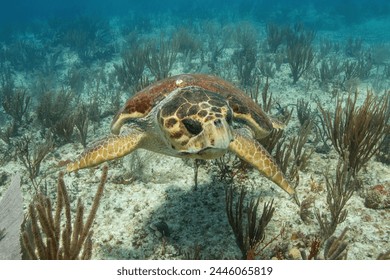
66, 130, 145, 172
228, 130, 295, 195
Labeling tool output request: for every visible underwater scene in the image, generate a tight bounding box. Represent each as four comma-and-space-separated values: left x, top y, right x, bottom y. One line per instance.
0, 0, 389, 260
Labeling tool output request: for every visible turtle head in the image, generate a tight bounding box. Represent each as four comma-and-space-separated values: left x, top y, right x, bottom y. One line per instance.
158, 87, 234, 159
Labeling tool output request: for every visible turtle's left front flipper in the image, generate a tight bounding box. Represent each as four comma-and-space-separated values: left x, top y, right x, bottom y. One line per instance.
67, 130, 146, 172
228, 130, 295, 195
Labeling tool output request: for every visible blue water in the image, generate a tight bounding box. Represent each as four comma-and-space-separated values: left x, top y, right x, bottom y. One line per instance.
1, 0, 389, 45
1, 0, 389, 26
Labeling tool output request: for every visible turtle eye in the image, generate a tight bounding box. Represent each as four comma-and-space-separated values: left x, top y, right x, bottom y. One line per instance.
226, 110, 233, 124
182, 118, 203, 135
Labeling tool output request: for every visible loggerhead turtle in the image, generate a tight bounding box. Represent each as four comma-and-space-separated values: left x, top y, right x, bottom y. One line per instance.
66, 74, 294, 195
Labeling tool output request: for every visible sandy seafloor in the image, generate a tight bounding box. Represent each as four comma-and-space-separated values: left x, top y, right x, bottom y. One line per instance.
0, 17, 389, 260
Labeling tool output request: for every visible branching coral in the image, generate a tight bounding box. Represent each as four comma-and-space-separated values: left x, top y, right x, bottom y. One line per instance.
342, 55, 373, 85
172, 27, 201, 57
296, 98, 313, 127
22, 166, 108, 259
114, 44, 147, 90
7, 40, 45, 72
286, 23, 315, 84
144, 35, 178, 80
52, 115, 75, 145
36, 90, 75, 129
201, 21, 227, 72
0, 121, 17, 145
16, 134, 54, 189
60, 17, 113, 65
266, 23, 285, 53
315, 161, 357, 240
323, 228, 349, 259
272, 121, 313, 185
225, 185, 275, 259
1, 86, 30, 125
257, 56, 276, 79
345, 37, 363, 57
231, 48, 257, 88
0, 82, 28, 151
318, 90, 389, 176
36, 90, 78, 145
314, 56, 343, 87
231, 23, 258, 87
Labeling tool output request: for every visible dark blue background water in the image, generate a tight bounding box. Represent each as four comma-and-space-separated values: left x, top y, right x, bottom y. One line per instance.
1, 0, 389, 27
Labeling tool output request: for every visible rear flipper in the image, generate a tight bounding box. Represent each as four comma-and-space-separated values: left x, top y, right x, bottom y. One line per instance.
228, 130, 295, 195
67, 131, 145, 172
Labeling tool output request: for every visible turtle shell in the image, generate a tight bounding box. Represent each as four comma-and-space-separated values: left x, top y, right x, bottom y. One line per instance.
111, 74, 274, 138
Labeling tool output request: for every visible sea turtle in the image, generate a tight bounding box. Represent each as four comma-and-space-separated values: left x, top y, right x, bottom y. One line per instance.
66, 74, 294, 195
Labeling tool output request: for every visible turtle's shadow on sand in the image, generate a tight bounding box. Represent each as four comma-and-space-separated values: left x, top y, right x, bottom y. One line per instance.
100, 180, 241, 260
